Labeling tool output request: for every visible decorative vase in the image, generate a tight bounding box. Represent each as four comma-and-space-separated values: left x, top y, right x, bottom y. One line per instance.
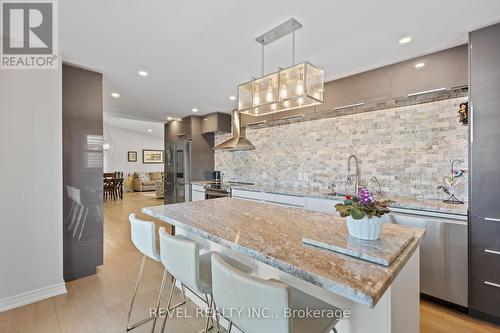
346, 216, 384, 240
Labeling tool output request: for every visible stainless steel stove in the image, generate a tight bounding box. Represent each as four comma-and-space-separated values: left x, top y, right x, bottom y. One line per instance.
203, 182, 231, 199
203, 181, 254, 199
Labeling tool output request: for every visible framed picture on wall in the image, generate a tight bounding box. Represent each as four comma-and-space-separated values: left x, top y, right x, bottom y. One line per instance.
142, 149, 164, 164
127, 151, 137, 162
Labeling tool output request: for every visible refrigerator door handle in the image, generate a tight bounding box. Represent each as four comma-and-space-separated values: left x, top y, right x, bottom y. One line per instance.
470, 105, 474, 143
485, 249, 500, 256
484, 281, 500, 289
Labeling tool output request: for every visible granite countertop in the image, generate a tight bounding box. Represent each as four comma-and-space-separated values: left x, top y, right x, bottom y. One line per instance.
191, 180, 468, 216
143, 198, 425, 307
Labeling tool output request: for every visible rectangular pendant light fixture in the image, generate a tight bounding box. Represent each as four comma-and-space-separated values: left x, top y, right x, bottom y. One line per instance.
237, 19, 324, 117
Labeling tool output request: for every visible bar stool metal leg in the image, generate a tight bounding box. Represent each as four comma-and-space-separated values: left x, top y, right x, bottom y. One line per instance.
159, 283, 215, 333
212, 297, 221, 333
203, 295, 213, 333
126, 255, 154, 331
150, 271, 187, 333
159, 277, 177, 333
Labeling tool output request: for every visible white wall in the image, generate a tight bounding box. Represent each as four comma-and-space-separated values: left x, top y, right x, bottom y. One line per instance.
104, 124, 164, 175
0, 67, 66, 310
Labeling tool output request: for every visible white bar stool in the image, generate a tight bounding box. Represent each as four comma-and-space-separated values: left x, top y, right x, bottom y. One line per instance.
155, 227, 253, 333
126, 214, 186, 331
211, 253, 340, 333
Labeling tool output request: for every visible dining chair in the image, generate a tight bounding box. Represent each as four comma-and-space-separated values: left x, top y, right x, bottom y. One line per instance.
103, 172, 116, 201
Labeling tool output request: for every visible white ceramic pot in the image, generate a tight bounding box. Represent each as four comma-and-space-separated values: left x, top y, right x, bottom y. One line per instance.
346, 216, 384, 240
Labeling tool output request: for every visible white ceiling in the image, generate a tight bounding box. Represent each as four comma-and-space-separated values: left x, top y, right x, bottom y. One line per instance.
61, 0, 500, 122
104, 115, 164, 138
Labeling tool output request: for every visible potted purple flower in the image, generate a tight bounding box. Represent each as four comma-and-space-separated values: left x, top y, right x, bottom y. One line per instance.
335, 188, 393, 240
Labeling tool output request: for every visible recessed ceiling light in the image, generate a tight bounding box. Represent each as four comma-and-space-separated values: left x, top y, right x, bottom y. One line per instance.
147, 129, 152, 132
399, 36, 412, 45
192, 108, 198, 112
111, 92, 120, 98
167, 116, 172, 120
229, 96, 236, 101
138, 70, 148, 77
415, 62, 425, 69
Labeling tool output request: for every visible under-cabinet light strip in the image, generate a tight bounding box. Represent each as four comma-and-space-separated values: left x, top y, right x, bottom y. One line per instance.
407, 87, 446, 97
247, 120, 267, 127
332, 102, 365, 110
280, 114, 305, 120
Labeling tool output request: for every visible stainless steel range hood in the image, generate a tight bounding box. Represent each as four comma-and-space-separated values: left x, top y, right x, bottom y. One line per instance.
214, 110, 255, 151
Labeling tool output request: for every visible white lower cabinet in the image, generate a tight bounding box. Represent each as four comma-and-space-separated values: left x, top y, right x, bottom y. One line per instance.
263, 193, 306, 208
191, 184, 205, 201
232, 189, 263, 201
231, 189, 342, 213
305, 197, 341, 214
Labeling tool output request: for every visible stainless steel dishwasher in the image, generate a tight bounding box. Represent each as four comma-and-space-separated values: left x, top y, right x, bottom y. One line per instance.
387, 210, 468, 308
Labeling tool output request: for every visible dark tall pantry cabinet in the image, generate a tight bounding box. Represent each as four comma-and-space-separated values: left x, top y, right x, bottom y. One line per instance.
62, 64, 104, 281
469, 23, 500, 325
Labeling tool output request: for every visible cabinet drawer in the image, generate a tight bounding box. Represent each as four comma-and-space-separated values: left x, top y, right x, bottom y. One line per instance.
470, 216, 500, 250
191, 190, 205, 202
305, 197, 340, 214
192, 184, 205, 192
263, 193, 306, 208
470, 277, 500, 318
231, 189, 263, 201
470, 247, 500, 283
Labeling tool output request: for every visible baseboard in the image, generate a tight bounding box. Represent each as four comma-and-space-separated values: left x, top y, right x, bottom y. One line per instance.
420, 293, 468, 313
469, 309, 500, 326
64, 266, 97, 282
0, 282, 67, 312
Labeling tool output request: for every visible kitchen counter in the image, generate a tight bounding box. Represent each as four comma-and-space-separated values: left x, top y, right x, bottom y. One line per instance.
191, 180, 468, 216
143, 198, 425, 307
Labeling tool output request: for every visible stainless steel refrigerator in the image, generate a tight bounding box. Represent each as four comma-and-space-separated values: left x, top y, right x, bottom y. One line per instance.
165, 140, 191, 204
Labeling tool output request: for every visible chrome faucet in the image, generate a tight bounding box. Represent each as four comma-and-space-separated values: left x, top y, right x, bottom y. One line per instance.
371, 176, 382, 197
346, 155, 361, 195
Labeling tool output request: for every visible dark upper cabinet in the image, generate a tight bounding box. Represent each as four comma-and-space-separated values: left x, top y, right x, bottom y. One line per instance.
318, 66, 391, 112
469, 24, 500, 219
201, 112, 231, 134
165, 119, 187, 142
237, 46, 468, 117
165, 115, 217, 181
390, 45, 468, 98
316, 66, 391, 111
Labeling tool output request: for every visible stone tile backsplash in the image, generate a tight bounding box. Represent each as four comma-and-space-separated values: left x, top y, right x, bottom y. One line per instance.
215, 97, 468, 201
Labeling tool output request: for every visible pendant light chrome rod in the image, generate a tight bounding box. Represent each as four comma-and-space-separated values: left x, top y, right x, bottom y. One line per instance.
255, 18, 302, 75
261, 44, 265, 76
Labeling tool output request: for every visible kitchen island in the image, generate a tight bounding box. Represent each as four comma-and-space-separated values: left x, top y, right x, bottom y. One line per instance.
143, 198, 425, 333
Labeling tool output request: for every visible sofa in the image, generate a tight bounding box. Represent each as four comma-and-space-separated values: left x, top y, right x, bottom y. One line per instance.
132, 172, 164, 192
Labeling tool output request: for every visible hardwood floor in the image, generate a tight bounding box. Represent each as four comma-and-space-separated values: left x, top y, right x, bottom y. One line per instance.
1, 192, 499, 333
